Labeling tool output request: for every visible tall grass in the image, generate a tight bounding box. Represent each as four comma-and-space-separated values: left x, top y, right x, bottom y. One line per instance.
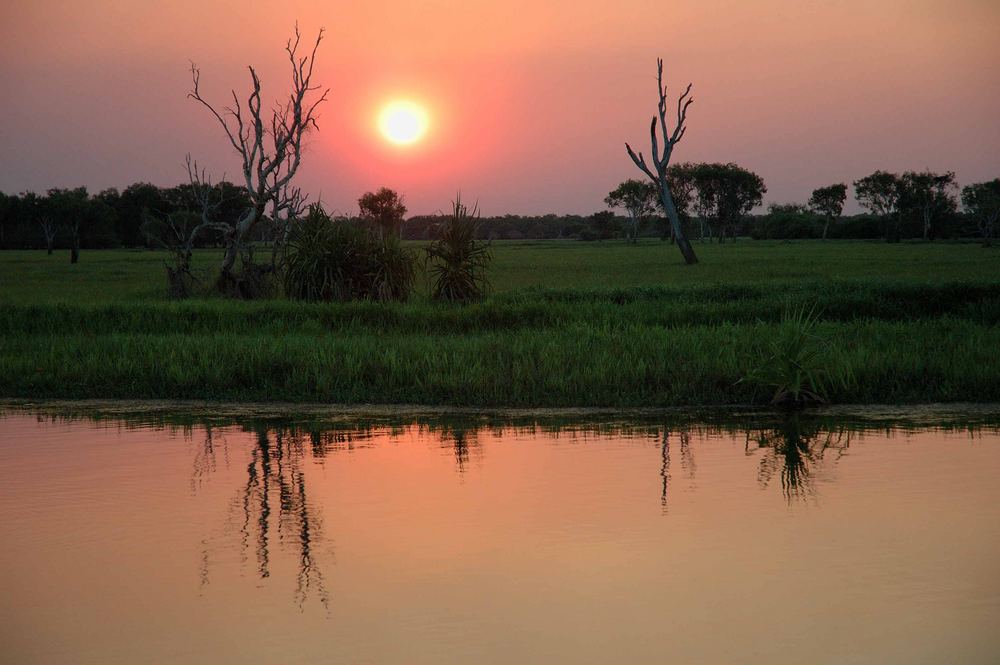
1, 319, 998, 406
1, 240, 998, 406
740, 305, 853, 405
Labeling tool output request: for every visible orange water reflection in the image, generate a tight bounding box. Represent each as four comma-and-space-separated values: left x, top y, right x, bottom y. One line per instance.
1, 410, 998, 663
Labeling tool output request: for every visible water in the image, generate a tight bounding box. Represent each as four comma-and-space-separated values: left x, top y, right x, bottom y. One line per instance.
1, 405, 998, 664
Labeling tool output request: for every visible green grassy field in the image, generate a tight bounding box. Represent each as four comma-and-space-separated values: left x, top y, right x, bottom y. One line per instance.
1, 240, 998, 406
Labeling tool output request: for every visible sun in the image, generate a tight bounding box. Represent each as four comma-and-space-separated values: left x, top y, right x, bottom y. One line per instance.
378, 100, 429, 145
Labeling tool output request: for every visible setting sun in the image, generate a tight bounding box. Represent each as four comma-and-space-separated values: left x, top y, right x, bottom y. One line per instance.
378, 100, 429, 145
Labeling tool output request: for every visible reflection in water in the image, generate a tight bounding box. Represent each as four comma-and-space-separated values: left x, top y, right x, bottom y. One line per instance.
2, 405, 999, 664
745, 414, 852, 501
197, 425, 334, 610
659, 430, 695, 511
439, 425, 482, 473
8, 405, 999, 614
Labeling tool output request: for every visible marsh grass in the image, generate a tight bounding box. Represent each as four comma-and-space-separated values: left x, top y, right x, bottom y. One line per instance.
1, 240, 998, 406
740, 305, 854, 405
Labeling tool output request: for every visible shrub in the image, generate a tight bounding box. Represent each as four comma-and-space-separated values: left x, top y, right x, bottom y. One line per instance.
426, 196, 492, 302
283, 205, 415, 302
740, 305, 852, 405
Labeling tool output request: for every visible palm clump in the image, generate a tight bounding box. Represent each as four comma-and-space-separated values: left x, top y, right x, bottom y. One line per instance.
426, 196, 492, 302
283, 204, 415, 302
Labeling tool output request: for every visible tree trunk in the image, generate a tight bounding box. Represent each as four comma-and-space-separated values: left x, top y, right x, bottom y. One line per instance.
659, 182, 698, 265
822, 218, 829, 241
219, 206, 264, 278
70, 244, 79, 264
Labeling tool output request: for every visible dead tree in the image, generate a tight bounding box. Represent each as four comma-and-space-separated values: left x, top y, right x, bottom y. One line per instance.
626, 58, 698, 264
188, 24, 328, 292
38, 215, 57, 255
142, 157, 232, 297
269, 174, 309, 269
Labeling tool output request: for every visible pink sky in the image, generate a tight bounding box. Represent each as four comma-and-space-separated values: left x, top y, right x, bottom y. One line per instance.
1, 0, 997, 214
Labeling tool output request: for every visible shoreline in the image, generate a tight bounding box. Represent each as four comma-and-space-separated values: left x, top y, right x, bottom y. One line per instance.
4, 398, 999, 428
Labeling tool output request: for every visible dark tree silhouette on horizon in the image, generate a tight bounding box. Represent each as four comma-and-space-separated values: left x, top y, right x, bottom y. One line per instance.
808, 183, 847, 241
358, 187, 407, 238
854, 171, 904, 242
900, 170, 957, 241
605, 179, 657, 244
962, 178, 1000, 247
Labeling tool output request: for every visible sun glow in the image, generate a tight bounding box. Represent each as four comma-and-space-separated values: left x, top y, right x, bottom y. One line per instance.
378, 100, 429, 145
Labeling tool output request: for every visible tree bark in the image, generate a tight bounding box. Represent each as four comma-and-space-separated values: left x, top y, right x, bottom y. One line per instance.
659, 184, 697, 264
219, 205, 264, 278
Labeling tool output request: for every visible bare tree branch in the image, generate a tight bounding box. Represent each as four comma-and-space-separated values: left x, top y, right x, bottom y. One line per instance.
624, 58, 698, 264
186, 25, 329, 282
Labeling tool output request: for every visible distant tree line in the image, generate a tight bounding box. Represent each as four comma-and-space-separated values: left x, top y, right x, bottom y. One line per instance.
0, 171, 995, 254
0, 183, 265, 255
602, 166, 996, 246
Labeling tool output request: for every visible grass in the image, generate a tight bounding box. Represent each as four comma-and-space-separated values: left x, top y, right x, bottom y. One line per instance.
1, 240, 998, 406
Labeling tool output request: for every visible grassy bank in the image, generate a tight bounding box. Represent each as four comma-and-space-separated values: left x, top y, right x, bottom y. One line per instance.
1, 241, 998, 406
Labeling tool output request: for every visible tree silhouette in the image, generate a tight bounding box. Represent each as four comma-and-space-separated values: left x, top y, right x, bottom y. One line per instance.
187, 24, 328, 293
605, 179, 657, 243
962, 179, 1000, 247
626, 58, 699, 264
854, 171, 904, 243
808, 183, 847, 241
358, 187, 407, 238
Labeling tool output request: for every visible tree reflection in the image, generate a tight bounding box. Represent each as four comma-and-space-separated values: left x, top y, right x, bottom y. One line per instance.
439, 425, 481, 473
745, 414, 851, 501
197, 424, 335, 611
660, 429, 694, 512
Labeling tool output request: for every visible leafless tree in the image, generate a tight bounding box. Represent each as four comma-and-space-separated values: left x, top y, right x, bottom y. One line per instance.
188, 24, 329, 290
37, 215, 57, 255
626, 58, 698, 264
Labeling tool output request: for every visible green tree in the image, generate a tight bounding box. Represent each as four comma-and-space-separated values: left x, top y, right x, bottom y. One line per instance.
589, 210, 620, 240
689, 163, 766, 243
46, 188, 90, 262
358, 187, 407, 238
117, 182, 170, 247
961, 179, 1000, 247
0, 192, 12, 249
900, 170, 957, 241
604, 179, 656, 243
807, 183, 847, 241
854, 171, 904, 242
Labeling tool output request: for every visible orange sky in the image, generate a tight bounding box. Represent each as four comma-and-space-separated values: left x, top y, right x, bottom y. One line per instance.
1, 0, 997, 214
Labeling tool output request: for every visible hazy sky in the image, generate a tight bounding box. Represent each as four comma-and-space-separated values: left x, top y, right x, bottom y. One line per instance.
1, 0, 997, 214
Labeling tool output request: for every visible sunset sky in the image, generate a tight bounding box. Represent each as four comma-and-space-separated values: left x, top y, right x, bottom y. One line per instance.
1, 0, 997, 215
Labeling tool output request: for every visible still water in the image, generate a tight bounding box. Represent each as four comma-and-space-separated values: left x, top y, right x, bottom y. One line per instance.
1, 405, 998, 664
